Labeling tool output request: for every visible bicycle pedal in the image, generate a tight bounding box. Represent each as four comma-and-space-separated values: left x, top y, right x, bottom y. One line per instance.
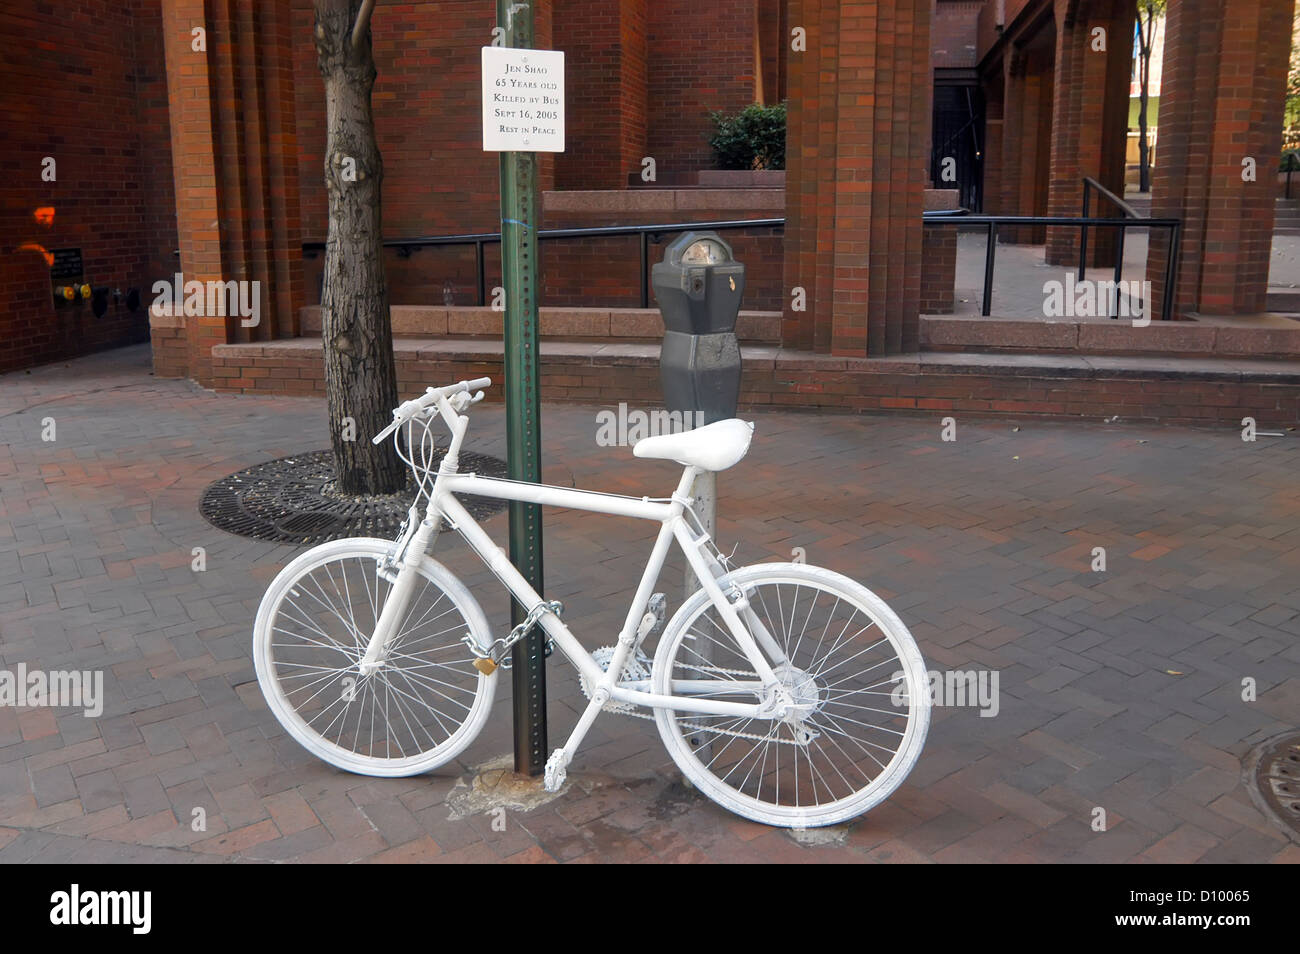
647, 593, 666, 634
543, 749, 568, 792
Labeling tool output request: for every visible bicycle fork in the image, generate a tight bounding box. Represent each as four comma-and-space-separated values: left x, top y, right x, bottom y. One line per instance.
357, 517, 441, 676
359, 415, 467, 677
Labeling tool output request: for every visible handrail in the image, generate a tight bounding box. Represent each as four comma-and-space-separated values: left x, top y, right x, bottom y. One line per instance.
922, 212, 1181, 321
302, 218, 785, 308
1079, 176, 1147, 299
301, 218, 786, 252
299, 202, 1181, 321
1082, 176, 1140, 219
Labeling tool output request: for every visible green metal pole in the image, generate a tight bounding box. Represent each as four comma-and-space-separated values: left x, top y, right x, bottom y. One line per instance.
497, 0, 547, 777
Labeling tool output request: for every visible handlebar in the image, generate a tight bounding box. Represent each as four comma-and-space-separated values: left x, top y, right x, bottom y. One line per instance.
371, 377, 492, 444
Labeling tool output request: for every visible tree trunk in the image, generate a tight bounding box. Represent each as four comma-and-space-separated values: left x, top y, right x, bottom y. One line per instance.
313, 0, 403, 495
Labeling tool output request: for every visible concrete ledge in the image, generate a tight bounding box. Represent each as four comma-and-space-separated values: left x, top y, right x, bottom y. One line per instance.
298, 305, 781, 343
920, 313, 1300, 358
543, 189, 783, 215
924, 189, 961, 212
208, 335, 1300, 425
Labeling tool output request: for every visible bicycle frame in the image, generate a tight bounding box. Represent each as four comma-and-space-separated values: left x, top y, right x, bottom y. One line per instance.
358, 390, 793, 729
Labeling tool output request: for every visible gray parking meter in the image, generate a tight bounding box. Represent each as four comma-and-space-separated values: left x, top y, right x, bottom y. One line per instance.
651, 232, 744, 424
652, 233, 744, 626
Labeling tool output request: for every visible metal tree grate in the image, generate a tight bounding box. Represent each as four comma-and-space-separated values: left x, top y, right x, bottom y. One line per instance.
199, 449, 508, 545
1250, 731, 1300, 841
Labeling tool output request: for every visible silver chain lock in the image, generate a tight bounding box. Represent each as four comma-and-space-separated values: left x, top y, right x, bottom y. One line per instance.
462, 599, 562, 675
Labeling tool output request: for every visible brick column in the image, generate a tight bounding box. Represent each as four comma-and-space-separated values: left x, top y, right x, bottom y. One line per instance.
921, 190, 960, 313
1044, 0, 1134, 267
161, 0, 226, 385
981, 76, 1004, 215
782, 0, 932, 356
1147, 0, 1294, 318
159, 0, 302, 385
998, 49, 1054, 243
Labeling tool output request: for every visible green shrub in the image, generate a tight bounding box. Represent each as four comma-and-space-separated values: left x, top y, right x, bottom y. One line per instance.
708, 102, 786, 171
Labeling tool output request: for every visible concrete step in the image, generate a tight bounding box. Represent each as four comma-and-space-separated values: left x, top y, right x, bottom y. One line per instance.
298, 304, 782, 345
209, 335, 1300, 426
1266, 291, 1300, 312
920, 314, 1300, 358
1273, 198, 1300, 232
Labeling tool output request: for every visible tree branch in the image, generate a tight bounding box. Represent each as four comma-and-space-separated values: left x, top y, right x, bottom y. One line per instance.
351, 0, 375, 52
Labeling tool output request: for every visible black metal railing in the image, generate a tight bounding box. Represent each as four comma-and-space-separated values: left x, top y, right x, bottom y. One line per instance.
1081, 175, 1140, 283
924, 177, 1181, 321
303, 218, 784, 309
301, 195, 1181, 320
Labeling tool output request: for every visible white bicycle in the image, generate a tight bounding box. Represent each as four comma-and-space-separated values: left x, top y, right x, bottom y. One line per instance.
253, 377, 930, 828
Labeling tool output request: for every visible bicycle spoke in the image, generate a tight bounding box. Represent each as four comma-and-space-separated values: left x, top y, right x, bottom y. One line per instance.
258, 545, 490, 772
660, 569, 926, 822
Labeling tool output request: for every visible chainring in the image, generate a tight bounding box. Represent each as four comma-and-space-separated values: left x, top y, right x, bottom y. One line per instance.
580, 646, 652, 714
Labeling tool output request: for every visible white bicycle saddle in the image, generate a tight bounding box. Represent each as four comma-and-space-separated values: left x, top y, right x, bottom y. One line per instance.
632, 418, 755, 472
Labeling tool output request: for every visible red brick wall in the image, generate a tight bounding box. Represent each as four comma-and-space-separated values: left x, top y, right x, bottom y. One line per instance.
290, 1, 764, 306
306, 232, 783, 312
293, 0, 531, 242
933, 0, 982, 68
645, 2, 760, 175
0, 0, 175, 373
553, 0, 649, 190
302, 188, 786, 311
921, 224, 958, 313
293, 0, 761, 242
539, 228, 784, 310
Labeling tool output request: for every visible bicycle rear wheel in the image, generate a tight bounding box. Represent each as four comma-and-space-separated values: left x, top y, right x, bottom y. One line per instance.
652, 563, 929, 828
253, 538, 495, 777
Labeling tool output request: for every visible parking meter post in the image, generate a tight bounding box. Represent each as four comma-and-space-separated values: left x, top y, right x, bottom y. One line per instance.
687, 471, 717, 596
497, 0, 547, 778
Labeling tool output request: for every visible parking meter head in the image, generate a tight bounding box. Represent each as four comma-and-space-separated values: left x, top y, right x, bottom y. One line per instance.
651, 230, 745, 335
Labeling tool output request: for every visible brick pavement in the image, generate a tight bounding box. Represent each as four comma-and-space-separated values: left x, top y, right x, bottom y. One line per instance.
0, 345, 1297, 863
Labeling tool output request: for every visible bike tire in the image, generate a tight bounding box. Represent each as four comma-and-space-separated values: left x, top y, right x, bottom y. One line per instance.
253, 537, 495, 777
651, 562, 930, 828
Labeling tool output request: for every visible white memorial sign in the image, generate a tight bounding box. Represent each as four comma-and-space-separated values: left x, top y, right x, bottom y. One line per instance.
481, 47, 565, 153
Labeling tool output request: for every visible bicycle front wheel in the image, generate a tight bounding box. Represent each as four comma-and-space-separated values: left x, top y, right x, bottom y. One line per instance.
652, 563, 930, 828
253, 538, 495, 777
